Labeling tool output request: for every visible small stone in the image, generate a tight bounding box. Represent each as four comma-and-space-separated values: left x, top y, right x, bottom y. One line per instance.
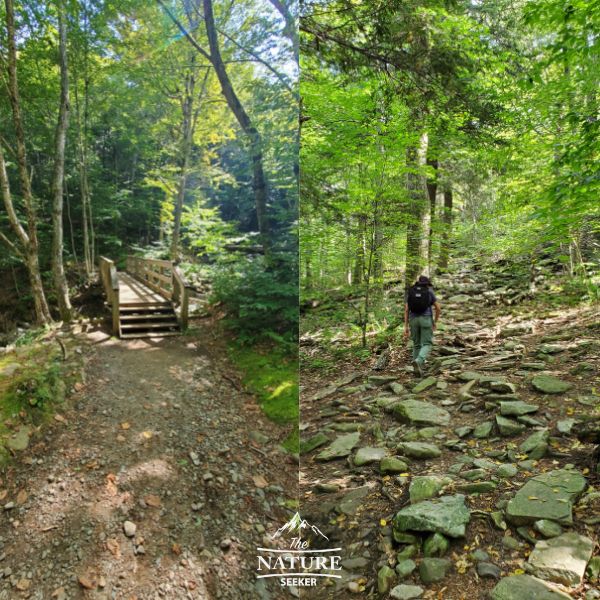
390, 584, 424, 600
423, 532, 449, 557
533, 520, 563, 538
378, 565, 396, 594
354, 446, 387, 466
396, 442, 441, 459
471, 549, 490, 562
556, 419, 575, 434
500, 401, 538, 416
497, 464, 518, 478
412, 376, 437, 393
409, 476, 451, 504
456, 481, 497, 494
419, 557, 451, 584
496, 415, 526, 436
473, 421, 494, 438
123, 521, 136, 537
299, 432, 329, 455
380, 457, 409, 474
477, 562, 501, 579
316, 432, 360, 461
586, 556, 600, 582
490, 381, 517, 394
395, 559, 417, 579
502, 536, 521, 550
347, 581, 361, 593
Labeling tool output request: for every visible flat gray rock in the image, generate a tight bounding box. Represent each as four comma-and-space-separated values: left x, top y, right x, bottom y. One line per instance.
491, 575, 571, 599
528, 532, 594, 586
396, 441, 441, 459
531, 375, 573, 394
390, 584, 423, 600
316, 432, 360, 461
337, 485, 372, 515
393, 494, 470, 538
353, 446, 387, 466
409, 475, 452, 504
500, 401, 539, 416
496, 415, 526, 436
412, 376, 437, 393
393, 399, 450, 427
506, 468, 587, 525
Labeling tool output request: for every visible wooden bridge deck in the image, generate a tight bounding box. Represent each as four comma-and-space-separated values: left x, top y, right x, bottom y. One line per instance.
118, 272, 168, 305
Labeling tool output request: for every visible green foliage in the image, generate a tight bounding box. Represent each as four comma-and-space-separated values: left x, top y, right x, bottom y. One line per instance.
228, 342, 298, 453
212, 251, 298, 345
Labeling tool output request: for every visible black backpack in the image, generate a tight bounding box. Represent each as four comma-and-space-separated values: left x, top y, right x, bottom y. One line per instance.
407, 284, 431, 314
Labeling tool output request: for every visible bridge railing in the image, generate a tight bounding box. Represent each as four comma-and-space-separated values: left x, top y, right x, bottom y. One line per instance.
99, 256, 120, 335
126, 256, 192, 330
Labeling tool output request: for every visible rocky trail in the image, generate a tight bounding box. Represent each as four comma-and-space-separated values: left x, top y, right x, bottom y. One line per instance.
0, 318, 298, 600
300, 267, 600, 599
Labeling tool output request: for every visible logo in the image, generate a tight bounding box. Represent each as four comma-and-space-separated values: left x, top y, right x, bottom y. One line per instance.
256, 512, 342, 588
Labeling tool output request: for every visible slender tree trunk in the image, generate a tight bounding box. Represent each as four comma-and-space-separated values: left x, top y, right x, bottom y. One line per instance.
171, 62, 196, 260
405, 131, 429, 287
267, 0, 298, 64
3, 0, 51, 324
202, 0, 270, 253
426, 158, 438, 272
438, 187, 453, 271
51, 0, 72, 321
353, 215, 365, 286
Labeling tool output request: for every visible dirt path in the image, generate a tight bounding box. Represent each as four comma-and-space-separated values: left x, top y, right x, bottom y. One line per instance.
0, 319, 297, 600
299, 270, 600, 599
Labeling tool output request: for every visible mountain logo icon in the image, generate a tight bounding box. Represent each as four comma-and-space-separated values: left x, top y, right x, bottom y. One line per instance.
271, 512, 329, 541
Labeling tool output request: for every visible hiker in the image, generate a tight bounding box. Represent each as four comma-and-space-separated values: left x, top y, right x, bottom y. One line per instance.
403, 275, 441, 376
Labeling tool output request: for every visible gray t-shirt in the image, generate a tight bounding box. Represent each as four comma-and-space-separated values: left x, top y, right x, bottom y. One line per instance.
406, 288, 437, 318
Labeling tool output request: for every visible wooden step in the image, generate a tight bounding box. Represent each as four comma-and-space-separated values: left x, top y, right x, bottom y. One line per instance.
119, 313, 178, 321
121, 321, 179, 331
119, 302, 173, 309
120, 331, 181, 339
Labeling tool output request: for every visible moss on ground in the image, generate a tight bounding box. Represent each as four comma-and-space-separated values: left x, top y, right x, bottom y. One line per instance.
228, 343, 299, 453
0, 329, 82, 466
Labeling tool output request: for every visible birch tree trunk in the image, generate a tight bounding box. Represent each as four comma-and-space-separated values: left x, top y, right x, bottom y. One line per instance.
405, 131, 429, 287
51, 0, 72, 321
2, 0, 51, 324
438, 187, 453, 271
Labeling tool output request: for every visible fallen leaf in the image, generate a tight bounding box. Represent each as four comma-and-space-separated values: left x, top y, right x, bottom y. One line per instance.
172, 543, 182, 555
253, 475, 268, 488
16, 489, 28, 504
0, 490, 7, 501
54, 414, 66, 423
145, 494, 161, 507
74, 382, 84, 392
142, 431, 153, 439
51, 587, 66, 598
16, 578, 31, 591
106, 538, 121, 558
379, 519, 387, 527
116, 434, 126, 442
78, 575, 96, 589
121, 422, 130, 430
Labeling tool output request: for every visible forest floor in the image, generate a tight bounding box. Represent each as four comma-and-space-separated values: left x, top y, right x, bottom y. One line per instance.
0, 315, 298, 600
299, 266, 600, 599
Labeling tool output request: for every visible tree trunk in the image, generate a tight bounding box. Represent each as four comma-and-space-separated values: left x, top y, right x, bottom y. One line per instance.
202, 0, 270, 253
170, 59, 196, 260
3, 0, 51, 324
353, 215, 365, 286
438, 187, 453, 271
51, 0, 72, 322
405, 131, 429, 288
426, 158, 438, 272
267, 0, 298, 64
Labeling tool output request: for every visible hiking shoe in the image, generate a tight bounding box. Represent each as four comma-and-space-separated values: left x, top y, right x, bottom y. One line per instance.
412, 359, 423, 377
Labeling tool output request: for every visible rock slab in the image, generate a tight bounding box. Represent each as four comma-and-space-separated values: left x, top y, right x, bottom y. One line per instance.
316, 432, 360, 461
393, 399, 450, 427
393, 494, 470, 538
491, 575, 572, 599
506, 469, 586, 525
527, 532, 594, 586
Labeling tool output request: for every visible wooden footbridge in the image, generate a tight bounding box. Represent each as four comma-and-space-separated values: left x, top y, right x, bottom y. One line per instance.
99, 256, 192, 339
